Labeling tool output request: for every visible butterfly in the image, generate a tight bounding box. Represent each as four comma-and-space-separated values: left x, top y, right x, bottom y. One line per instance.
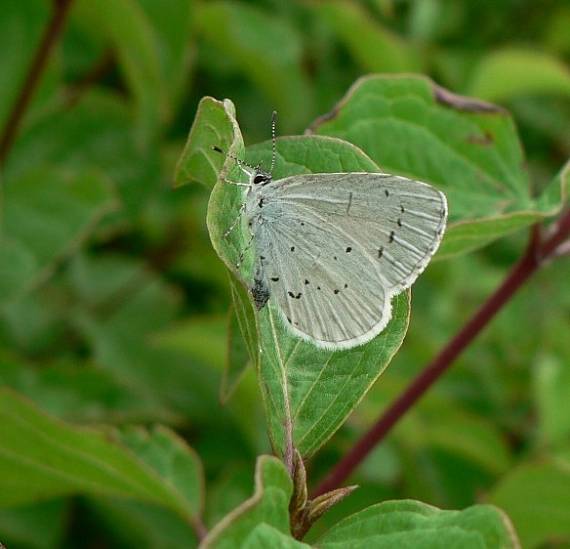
215, 113, 447, 350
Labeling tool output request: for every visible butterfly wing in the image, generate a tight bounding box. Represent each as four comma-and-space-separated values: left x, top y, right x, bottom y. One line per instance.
254, 173, 447, 349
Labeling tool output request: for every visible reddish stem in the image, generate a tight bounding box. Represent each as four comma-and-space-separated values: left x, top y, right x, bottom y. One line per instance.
313, 211, 570, 497
0, 0, 75, 167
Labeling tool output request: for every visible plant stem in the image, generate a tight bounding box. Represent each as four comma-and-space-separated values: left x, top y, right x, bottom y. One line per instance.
0, 0, 75, 167
313, 210, 570, 497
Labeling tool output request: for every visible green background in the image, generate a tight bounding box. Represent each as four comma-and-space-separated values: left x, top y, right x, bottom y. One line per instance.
0, 0, 569, 547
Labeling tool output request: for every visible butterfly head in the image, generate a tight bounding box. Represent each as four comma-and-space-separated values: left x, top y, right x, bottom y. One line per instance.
251, 169, 272, 186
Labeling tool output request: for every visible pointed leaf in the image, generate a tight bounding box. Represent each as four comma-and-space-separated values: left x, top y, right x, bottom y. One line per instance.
317, 1, 420, 73
0, 389, 204, 529
489, 455, 570, 548
195, 2, 313, 131
175, 96, 242, 189
468, 49, 570, 102
311, 75, 567, 257
74, 0, 163, 140
316, 500, 519, 548
182, 100, 412, 458
118, 425, 205, 518
0, 168, 116, 305
202, 456, 293, 548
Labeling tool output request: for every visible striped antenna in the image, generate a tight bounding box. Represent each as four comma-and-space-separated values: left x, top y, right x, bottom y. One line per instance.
211, 146, 256, 172
270, 110, 277, 173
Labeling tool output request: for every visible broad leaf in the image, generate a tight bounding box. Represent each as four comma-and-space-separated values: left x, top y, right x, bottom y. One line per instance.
195, 1, 313, 131
118, 426, 205, 519
0, 389, 204, 532
0, 499, 66, 549
467, 49, 570, 102
201, 456, 293, 548
5, 91, 161, 217
311, 75, 568, 257
88, 497, 199, 549
489, 454, 570, 548
175, 96, 243, 189
73, 0, 163, 140
0, 0, 60, 130
0, 357, 177, 425
0, 168, 115, 305
316, 500, 519, 548
178, 97, 411, 458
317, 1, 421, 73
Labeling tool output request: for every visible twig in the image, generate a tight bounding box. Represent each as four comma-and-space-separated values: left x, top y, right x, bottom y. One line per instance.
0, 0, 75, 167
64, 49, 114, 109
313, 211, 570, 497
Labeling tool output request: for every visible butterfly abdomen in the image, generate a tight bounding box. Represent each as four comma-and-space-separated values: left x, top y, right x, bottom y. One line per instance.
251, 278, 270, 310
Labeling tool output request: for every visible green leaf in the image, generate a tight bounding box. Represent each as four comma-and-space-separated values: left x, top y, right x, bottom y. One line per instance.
88, 498, 198, 549
181, 99, 411, 458
0, 168, 116, 305
0, 0, 60, 130
467, 49, 570, 102
5, 91, 162, 217
243, 524, 309, 548
195, 1, 313, 131
317, 1, 421, 73
0, 356, 177, 425
537, 159, 569, 214
175, 96, 243, 189
137, 0, 195, 121
0, 388, 204, 532
489, 455, 570, 548
311, 75, 567, 257
118, 426, 205, 519
73, 0, 163, 140
246, 138, 409, 458
0, 499, 67, 549
316, 500, 519, 548
534, 353, 570, 447
223, 303, 253, 402
202, 456, 293, 548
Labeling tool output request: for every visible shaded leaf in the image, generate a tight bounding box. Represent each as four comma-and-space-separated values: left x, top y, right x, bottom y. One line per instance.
0, 499, 67, 549
0, 0, 60, 129
311, 75, 567, 257
119, 426, 205, 519
181, 99, 411, 458
175, 96, 242, 189
223, 303, 253, 402
5, 91, 162, 217
0, 388, 204, 531
316, 499, 519, 548
243, 524, 309, 548
467, 49, 570, 102
89, 497, 198, 549
318, 1, 421, 73
202, 456, 293, 548
195, 1, 313, 131
0, 169, 116, 305
489, 455, 570, 548
74, 0, 163, 140
534, 353, 570, 447
0, 357, 177, 425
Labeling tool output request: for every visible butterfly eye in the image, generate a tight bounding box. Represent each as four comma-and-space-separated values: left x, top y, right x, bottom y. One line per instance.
253, 174, 267, 185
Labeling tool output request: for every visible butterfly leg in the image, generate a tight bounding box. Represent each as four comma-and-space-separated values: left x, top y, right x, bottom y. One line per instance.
235, 231, 255, 269
224, 201, 247, 239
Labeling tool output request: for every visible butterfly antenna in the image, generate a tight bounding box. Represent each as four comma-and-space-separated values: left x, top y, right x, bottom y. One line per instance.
212, 146, 256, 172
270, 110, 277, 173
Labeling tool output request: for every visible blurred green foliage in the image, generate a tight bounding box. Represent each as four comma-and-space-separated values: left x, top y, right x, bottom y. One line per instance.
0, 0, 569, 547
